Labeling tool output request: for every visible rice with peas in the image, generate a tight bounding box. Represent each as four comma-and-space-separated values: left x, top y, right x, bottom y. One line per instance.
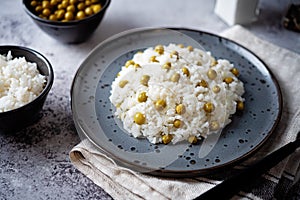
109, 44, 245, 144
0, 51, 46, 112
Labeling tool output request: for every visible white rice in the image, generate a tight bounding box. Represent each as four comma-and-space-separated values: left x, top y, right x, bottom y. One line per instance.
0, 51, 46, 112
110, 44, 244, 144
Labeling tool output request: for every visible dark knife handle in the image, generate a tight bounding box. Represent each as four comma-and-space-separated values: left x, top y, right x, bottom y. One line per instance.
194, 137, 300, 200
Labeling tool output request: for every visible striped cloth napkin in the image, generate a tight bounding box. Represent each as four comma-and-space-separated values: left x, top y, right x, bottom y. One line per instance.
70, 25, 300, 200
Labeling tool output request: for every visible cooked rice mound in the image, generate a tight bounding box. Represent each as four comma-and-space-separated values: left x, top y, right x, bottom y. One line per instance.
109, 44, 244, 144
0, 51, 46, 112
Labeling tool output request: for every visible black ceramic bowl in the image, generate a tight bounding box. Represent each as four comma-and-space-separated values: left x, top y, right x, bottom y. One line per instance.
0, 46, 54, 133
22, 0, 111, 43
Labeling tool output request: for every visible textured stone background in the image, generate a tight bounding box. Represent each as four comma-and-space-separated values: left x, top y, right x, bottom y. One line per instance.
0, 0, 299, 199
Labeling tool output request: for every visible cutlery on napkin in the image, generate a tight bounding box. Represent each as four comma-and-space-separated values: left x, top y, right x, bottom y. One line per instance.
195, 132, 300, 199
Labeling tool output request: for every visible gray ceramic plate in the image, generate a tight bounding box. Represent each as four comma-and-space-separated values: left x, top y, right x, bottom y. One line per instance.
71, 28, 282, 177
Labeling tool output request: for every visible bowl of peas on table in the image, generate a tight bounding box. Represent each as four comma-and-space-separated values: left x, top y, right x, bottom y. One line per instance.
23, 0, 111, 43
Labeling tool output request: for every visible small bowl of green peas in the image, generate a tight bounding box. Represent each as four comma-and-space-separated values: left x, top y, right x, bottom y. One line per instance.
23, 0, 110, 43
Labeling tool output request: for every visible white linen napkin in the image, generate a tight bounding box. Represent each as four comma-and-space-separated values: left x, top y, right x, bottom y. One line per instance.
70, 25, 300, 200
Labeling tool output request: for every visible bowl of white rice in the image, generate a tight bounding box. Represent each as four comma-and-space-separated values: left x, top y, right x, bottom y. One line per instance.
0, 46, 54, 133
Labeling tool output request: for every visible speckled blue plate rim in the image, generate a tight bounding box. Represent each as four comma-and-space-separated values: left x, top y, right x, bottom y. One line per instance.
70, 27, 282, 177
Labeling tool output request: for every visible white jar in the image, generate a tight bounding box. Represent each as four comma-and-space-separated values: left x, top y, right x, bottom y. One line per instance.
214, 0, 260, 25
